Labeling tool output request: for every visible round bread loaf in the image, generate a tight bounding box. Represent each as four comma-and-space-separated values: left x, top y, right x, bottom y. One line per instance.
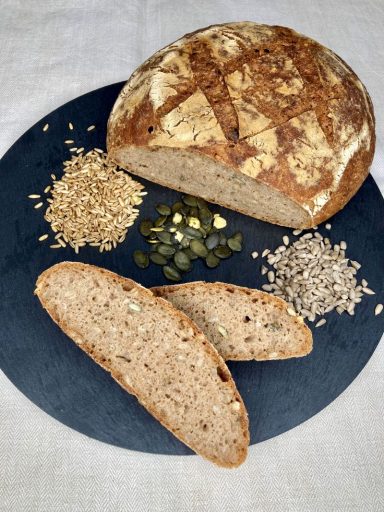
107, 22, 375, 228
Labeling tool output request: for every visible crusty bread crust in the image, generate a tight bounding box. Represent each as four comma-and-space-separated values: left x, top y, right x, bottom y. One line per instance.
152, 281, 313, 360
107, 22, 375, 228
35, 263, 249, 468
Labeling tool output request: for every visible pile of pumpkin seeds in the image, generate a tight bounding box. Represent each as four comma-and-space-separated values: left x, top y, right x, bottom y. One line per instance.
133, 195, 243, 281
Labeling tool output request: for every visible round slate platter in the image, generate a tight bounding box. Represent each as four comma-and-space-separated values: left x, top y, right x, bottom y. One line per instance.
0, 82, 383, 456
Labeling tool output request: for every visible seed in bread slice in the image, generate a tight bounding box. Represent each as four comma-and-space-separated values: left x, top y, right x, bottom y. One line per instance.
35, 263, 249, 467
151, 282, 313, 361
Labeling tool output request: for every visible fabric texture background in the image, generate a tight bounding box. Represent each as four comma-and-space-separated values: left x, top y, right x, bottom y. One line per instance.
0, 1, 383, 510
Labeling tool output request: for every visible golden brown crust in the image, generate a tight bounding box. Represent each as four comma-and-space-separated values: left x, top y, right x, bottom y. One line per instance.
35, 263, 249, 468
151, 281, 313, 360
107, 22, 375, 227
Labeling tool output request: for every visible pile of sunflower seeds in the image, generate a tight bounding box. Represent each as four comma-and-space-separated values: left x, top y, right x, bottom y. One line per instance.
31, 149, 146, 253
134, 195, 243, 281
259, 229, 377, 326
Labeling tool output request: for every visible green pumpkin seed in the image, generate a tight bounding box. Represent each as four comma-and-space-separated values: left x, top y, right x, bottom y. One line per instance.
206, 251, 220, 268
158, 244, 176, 256
183, 248, 198, 260
198, 226, 207, 238
163, 265, 182, 282
189, 207, 199, 218
157, 231, 173, 245
183, 226, 202, 239
227, 237, 242, 252
196, 197, 208, 209
190, 239, 209, 258
182, 194, 198, 207
214, 245, 232, 259
171, 201, 184, 213
205, 232, 220, 250
232, 232, 243, 243
199, 208, 213, 225
133, 250, 149, 268
174, 251, 191, 272
139, 219, 153, 237
155, 204, 172, 216
154, 215, 167, 227
179, 236, 190, 248
149, 252, 168, 266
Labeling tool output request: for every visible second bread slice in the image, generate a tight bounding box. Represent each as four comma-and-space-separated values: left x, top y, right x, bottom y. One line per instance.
152, 282, 313, 361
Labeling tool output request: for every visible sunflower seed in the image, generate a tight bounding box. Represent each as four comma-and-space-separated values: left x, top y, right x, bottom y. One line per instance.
217, 324, 228, 337
43, 123, 49, 132
262, 249, 270, 258
315, 319, 326, 327
362, 287, 375, 295
375, 304, 383, 316
128, 303, 141, 312
251, 251, 259, 259
38, 234, 49, 241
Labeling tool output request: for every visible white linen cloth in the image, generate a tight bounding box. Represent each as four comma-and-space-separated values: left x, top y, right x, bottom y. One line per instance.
0, 1, 383, 510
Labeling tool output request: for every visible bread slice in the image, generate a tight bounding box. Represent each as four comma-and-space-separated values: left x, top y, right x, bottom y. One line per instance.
151, 282, 312, 361
35, 263, 249, 467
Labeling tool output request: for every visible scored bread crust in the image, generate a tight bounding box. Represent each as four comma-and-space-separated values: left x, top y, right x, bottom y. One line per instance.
107, 22, 375, 228
151, 281, 313, 360
35, 263, 249, 468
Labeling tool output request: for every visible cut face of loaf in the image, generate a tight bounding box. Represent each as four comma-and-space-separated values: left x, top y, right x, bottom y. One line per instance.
35, 263, 249, 468
151, 282, 313, 361
107, 22, 375, 228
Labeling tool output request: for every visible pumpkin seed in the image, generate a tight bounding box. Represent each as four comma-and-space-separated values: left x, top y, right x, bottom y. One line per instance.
182, 194, 198, 207
158, 244, 176, 256
183, 248, 199, 260
205, 232, 220, 250
199, 208, 213, 225
133, 250, 149, 268
171, 201, 184, 213
139, 219, 153, 237
227, 237, 242, 252
189, 207, 199, 218
206, 251, 220, 268
157, 231, 173, 245
180, 236, 190, 248
232, 232, 243, 243
174, 251, 191, 272
196, 197, 208, 209
163, 265, 182, 282
156, 204, 171, 216
190, 239, 209, 258
214, 245, 232, 259
149, 252, 168, 266
219, 233, 227, 246
154, 215, 167, 227
183, 226, 203, 239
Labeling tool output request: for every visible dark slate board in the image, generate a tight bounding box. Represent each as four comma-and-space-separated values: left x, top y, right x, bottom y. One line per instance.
0, 83, 383, 455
